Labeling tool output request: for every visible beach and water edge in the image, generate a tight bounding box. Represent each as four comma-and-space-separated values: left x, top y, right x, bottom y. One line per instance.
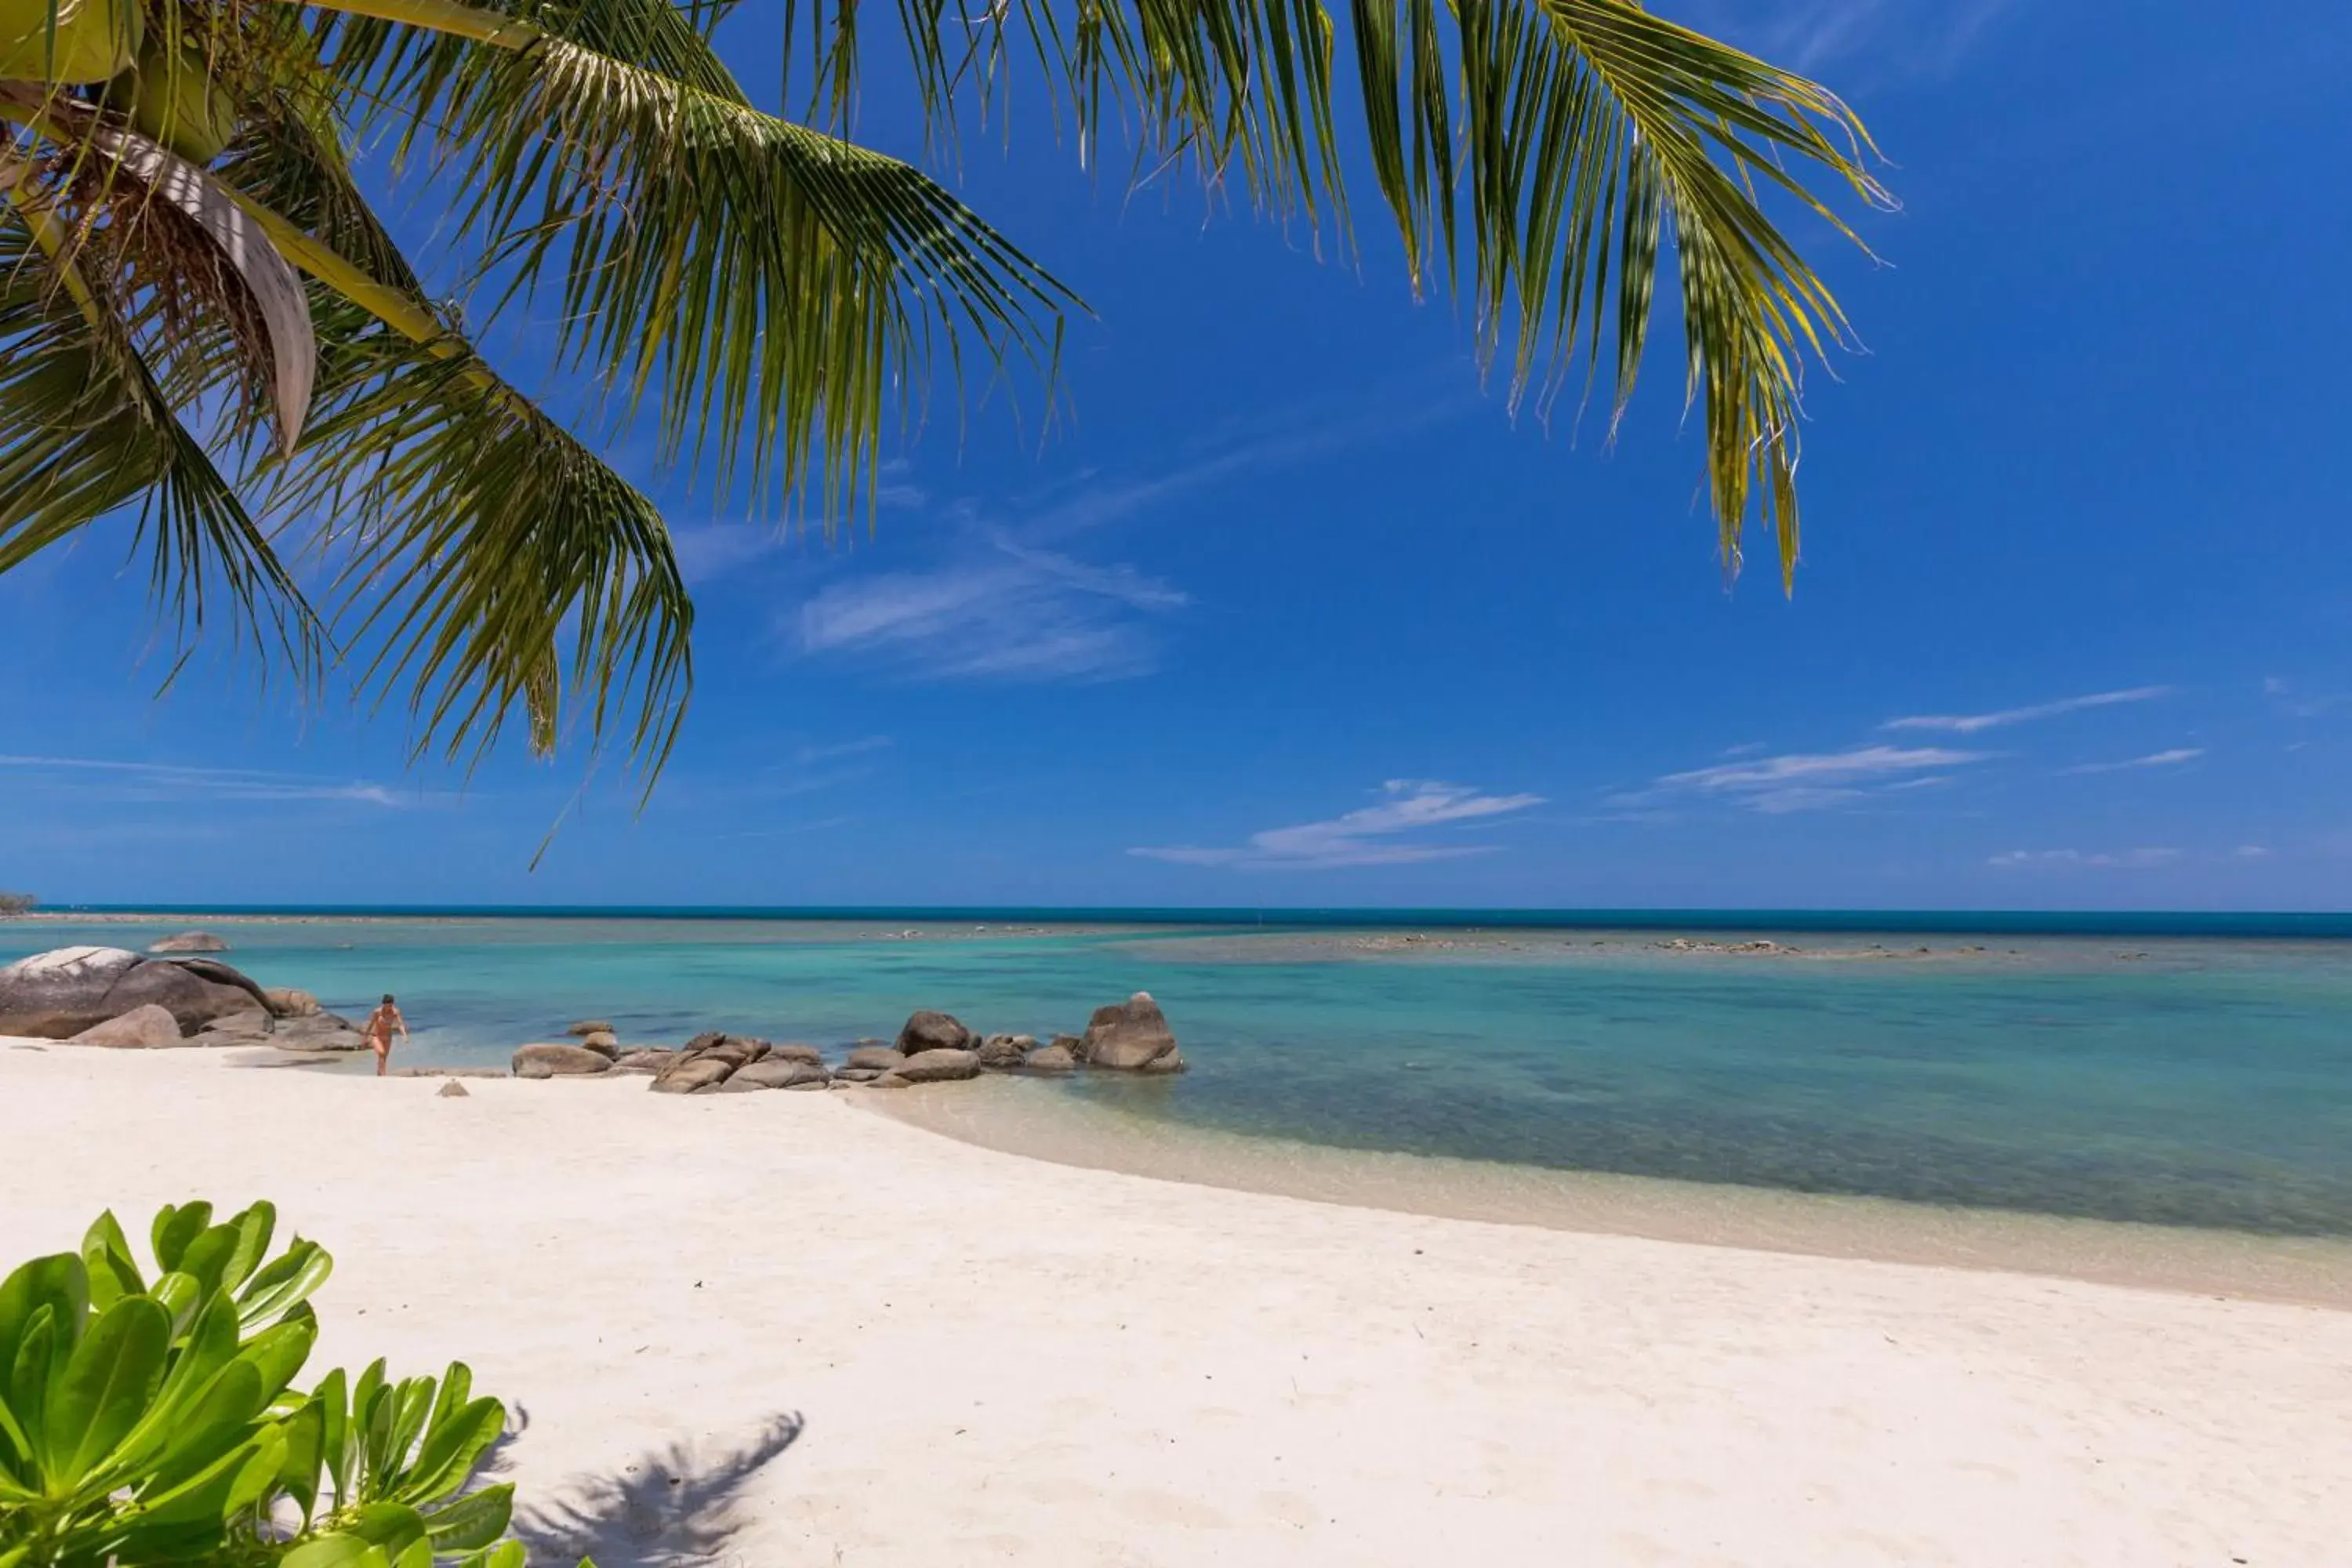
7, 907, 2350, 1307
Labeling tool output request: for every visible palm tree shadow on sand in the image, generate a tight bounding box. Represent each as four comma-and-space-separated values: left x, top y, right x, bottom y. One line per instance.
489, 1408, 807, 1567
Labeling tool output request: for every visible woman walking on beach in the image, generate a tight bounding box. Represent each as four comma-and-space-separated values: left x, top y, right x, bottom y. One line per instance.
365, 995, 408, 1077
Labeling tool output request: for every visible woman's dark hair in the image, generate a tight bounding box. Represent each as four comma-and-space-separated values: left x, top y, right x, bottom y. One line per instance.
381, 993, 396, 1005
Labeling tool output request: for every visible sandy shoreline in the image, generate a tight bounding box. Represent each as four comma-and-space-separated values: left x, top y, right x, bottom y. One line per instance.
6, 1041, 2348, 1565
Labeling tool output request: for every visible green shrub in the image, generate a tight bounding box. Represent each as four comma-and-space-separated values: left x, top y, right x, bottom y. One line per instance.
0, 1201, 584, 1567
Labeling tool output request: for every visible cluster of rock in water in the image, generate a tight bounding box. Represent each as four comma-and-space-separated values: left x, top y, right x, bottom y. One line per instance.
510, 996, 1185, 1092
0, 936, 1187, 1091
0, 940, 367, 1051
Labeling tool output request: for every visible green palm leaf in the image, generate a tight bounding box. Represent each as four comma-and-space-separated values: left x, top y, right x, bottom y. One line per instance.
310, 0, 1076, 517
0, 0, 1886, 800
0, 186, 318, 680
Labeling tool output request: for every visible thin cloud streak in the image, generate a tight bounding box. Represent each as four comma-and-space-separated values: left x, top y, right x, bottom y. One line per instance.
0, 754, 428, 808
794, 542, 1187, 683
2059, 747, 2205, 775
1131, 779, 1544, 870
1883, 686, 2169, 735
1988, 847, 2182, 869
1621, 744, 1985, 815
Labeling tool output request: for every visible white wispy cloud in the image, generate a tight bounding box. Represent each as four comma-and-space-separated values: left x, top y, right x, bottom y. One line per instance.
2058, 747, 2205, 776
1988, 847, 2182, 869
1675, 0, 2013, 81
1018, 387, 1472, 541
794, 538, 1187, 682
1621, 744, 1985, 815
0, 755, 428, 808
1131, 779, 1544, 871
1883, 686, 2170, 735
2234, 844, 2271, 859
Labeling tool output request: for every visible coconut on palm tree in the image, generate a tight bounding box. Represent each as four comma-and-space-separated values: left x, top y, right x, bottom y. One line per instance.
0, 0, 1882, 785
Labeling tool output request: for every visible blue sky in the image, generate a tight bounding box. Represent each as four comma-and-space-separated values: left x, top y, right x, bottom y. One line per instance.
3, 0, 2349, 909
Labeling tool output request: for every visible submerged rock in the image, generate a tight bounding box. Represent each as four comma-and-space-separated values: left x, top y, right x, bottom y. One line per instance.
977, 1033, 1033, 1069
149, 931, 229, 954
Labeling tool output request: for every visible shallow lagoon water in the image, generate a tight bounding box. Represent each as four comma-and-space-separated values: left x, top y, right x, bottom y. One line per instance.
9, 913, 2352, 1251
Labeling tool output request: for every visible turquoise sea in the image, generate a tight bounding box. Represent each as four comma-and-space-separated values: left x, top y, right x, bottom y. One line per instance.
9, 910, 2352, 1241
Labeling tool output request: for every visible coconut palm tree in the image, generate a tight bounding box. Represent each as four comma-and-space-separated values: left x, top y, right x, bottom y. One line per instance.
0, 0, 1881, 784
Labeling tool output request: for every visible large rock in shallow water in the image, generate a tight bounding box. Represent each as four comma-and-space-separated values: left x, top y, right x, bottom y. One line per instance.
1080, 993, 1185, 1073
895, 1010, 975, 1055
977, 1033, 1033, 1069
0, 947, 265, 1037
512, 1043, 615, 1079
895, 1047, 979, 1083
149, 931, 229, 954
69, 1004, 185, 1048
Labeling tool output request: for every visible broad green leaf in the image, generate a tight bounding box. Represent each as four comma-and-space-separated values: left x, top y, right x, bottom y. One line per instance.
220, 1202, 278, 1292
397, 1396, 503, 1504
103, 1289, 241, 1476
6, 1307, 56, 1465
142, 1358, 264, 1490
347, 1498, 430, 1560
280, 1392, 327, 1522
151, 1202, 213, 1273
315, 1365, 351, 1502
459, 1544, 528, 1568
423, 1361, 473, 1446
175, 1226, 241, 1300
233, 1312, 321, 1407
147, 1271, 201, 1334
237, 1238, 333, 1329
281, 1537, 394, 1568
423, 1482, 514, 1551
42, 1294, 169, 1487
0, 1254, 87, 1394
124, 1427, 286, 1529
79, 1213, 145, 1310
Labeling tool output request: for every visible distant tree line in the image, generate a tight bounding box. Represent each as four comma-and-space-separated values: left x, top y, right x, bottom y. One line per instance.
0, 893, 35, 916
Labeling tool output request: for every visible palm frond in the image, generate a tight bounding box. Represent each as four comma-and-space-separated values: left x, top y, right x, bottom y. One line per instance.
0, 187, 318, 679
269, 289, 695, 789
819, 0, 1886, 579
308, 0, 1077, 521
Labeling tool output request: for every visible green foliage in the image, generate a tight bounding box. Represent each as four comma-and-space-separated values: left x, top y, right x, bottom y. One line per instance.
0, 0, 1884, 792
0, 894, 34, 916
0, 1201, 581, 1568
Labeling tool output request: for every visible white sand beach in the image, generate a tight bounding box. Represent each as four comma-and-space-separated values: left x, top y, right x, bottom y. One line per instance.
5, 1041, 2347, 1567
